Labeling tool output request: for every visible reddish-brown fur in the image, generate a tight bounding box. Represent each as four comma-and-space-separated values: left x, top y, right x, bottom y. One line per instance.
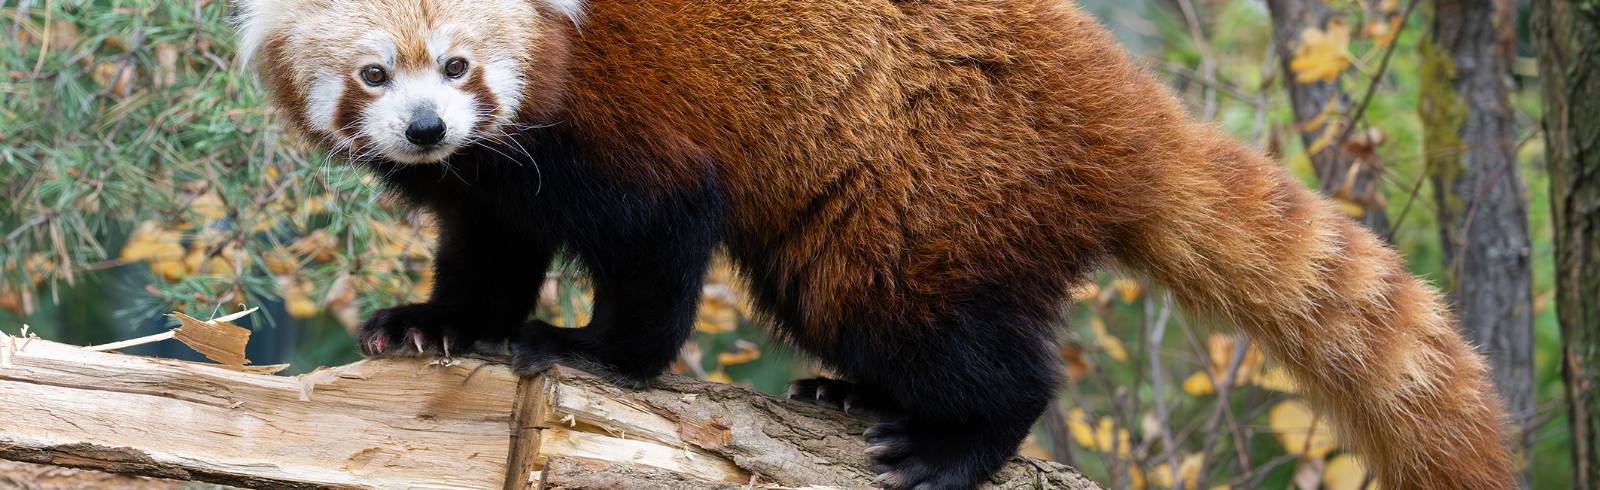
538, 2, 1513, 487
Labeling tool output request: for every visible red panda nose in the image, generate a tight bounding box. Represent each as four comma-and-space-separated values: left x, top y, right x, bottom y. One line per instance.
405, 110, 446, 147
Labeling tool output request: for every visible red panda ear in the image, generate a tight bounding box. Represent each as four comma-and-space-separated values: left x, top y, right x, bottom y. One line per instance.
541, 0, 585, 24
230, 0, 293, 73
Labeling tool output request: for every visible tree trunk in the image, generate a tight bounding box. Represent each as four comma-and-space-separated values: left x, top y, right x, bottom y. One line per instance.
1265, 0, 1392, 238
1531, 2, 1600, 488
1421, 1, 1535, 487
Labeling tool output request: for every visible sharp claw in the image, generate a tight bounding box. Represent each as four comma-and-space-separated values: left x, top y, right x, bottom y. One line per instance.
410, 329, 426, 353
442, 336, 453, 358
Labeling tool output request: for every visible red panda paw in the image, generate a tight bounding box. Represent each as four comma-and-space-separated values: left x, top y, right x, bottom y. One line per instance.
786, 378, 897, 419
864, 420, 1006, 490
359, 303, 462, 358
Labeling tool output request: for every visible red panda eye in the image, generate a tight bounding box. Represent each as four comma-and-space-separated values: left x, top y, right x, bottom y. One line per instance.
444, 58, 468, 79
360, 65, 388, 86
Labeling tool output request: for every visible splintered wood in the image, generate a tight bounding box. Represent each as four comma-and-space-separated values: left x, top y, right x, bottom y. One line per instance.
0, 336, 1098, 489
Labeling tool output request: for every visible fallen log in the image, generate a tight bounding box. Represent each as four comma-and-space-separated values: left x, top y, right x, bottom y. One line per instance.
0, 335, 1097, 489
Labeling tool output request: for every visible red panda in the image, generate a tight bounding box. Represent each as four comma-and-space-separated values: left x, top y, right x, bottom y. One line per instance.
236, 0, 1514, 488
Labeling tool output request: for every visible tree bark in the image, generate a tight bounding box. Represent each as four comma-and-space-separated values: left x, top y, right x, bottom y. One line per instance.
1531, 1, 1600, 488
1266, 0, 1392, 238
0, 337, 1096, 489
1421, 1, 1535, 487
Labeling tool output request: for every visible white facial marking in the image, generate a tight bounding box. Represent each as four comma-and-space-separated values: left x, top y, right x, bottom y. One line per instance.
428, 26, 459, 63
361, 72, 478, 164
306, 74, 343, 132
482, 58, 523, 124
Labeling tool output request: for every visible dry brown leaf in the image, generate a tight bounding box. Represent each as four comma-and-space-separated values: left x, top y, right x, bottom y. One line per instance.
154, 43, 179, 89
289, 230, 338, 264
262, 247, 299, 275
92, 61, 136, 98
170, 311, 252, 366
0, 285, 26, 319
1060, 341, 1092, 380
323, 272, 360, 336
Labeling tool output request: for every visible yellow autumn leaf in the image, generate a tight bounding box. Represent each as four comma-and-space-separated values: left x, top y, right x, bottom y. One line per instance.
366, 218, 435, 260
278, 276, 318, 319
716, 339, 762, 365
184, 242, 237, 280
120, 221, 185, 262
121, 221, 190, 281
1204, 334, 1264, 384
1149, 452, 1204, 489
705, 368, 732, 384
190, 191, 227, 223
1306, 114, 1345, 156
1290, 18, 1353, 83
263, 247, 299, 276
1255, 366, 1300, 393
1367, 16, 1402, 49
410, 266, 435, 302
1067, 408, 1097, 449
1095, 416, 1132, 458
1090, 317, 1129, 362
149, 259, 189, 282
1324, 454, 1378, 490
1182, 370, 1215, 396
1111, 278, 1142, 303
290, 230, 339, 264
1269, 399, 1338, 458
696, 294, 740, 333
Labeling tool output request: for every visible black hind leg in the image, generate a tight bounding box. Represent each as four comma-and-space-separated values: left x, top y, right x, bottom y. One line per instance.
831, 302, 1060, 490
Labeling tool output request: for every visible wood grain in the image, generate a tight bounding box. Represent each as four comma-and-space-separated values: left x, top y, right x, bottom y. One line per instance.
0, 336, 1096, 489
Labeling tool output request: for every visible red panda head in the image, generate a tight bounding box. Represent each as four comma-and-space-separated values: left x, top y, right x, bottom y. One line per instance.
235, 0, 578, 164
